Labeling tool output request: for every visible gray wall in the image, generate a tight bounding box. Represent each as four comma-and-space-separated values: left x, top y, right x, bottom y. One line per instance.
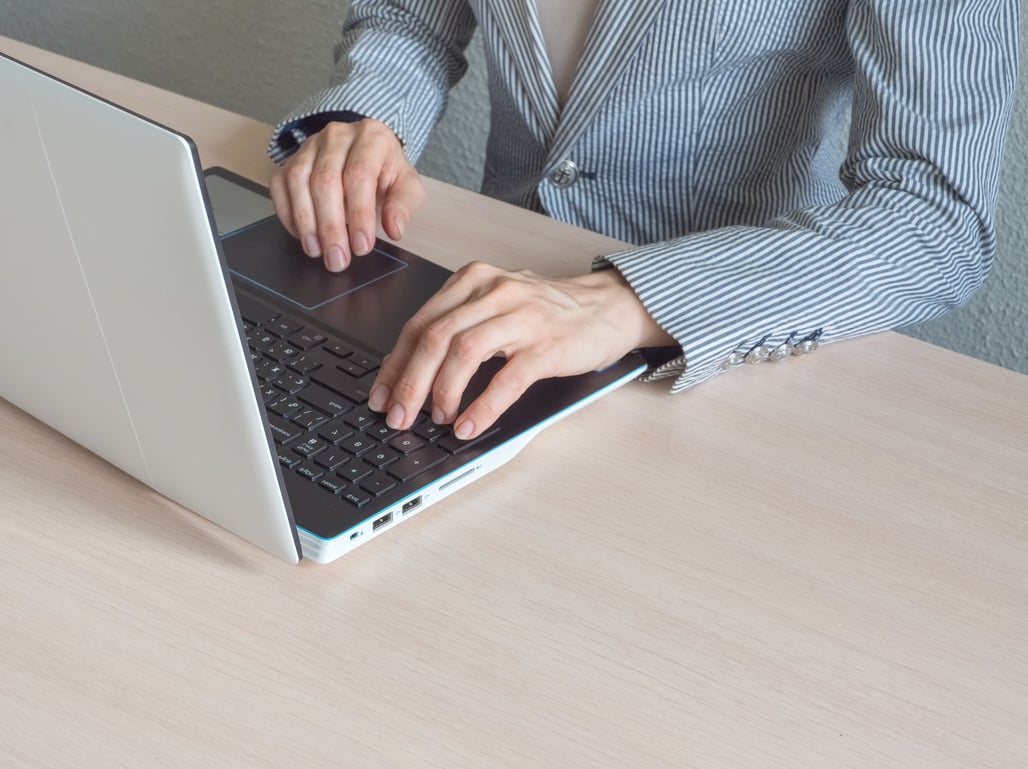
3, 1, 1025, 375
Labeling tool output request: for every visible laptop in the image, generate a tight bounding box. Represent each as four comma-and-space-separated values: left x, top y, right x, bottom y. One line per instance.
0, 52, 646, 563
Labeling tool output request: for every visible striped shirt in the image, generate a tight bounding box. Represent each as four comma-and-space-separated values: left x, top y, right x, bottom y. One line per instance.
269, 0, 1019, 391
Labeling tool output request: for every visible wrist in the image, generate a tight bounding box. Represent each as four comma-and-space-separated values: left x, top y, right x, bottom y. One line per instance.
576, 269, 677, 350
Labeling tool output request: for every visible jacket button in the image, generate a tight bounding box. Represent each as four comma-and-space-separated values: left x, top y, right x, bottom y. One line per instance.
548, 159, 580, 188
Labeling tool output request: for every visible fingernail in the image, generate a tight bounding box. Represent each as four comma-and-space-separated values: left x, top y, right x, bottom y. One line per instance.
303, 234, 321, 258
353, 232, 370, 256
395, 215, 407, 238
386, 403, 406, 429
431, 406, 447, 424
326, 246, 346, 272
368, 385, 389, 412
454, 419, 474, 440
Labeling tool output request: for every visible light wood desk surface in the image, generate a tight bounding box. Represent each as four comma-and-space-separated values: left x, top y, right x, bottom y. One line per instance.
2, 37, 1027, 769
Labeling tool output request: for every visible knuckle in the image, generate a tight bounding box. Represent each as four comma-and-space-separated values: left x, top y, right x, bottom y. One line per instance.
431, 380, 462, 408
309, 164, 340, 189
319, 221, 346, 242
284, 162, 309, 187
322, 121, 354, 143
490, 275, 528, 302
362, 118, 391, 139
494, 365, 530, 397
400, 313, 430, 341
457, 260, 490, 280
392, 377, 421, 403
420, 319, 454, 354
451, 331, 483, 363
342, 162, 374, 189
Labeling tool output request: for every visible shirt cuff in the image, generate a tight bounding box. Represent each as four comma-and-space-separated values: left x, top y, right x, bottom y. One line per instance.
267, 110, 365, 164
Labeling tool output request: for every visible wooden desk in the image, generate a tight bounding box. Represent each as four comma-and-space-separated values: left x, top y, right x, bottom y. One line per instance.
2, 37, 1026, 769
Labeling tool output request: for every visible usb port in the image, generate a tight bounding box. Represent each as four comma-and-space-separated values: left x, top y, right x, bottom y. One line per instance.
401, 496, 422, 515
372, 512, 393, 531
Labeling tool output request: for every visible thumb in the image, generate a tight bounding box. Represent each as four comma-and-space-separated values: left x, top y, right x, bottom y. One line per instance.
380, 169, 425, 241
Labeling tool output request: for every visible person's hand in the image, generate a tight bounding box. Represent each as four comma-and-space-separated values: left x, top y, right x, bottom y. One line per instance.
367, 262, 676, 439
269, 118, 425, 272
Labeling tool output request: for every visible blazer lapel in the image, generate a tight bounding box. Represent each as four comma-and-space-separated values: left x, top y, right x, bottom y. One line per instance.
548, 0, 667, 165
487, 0, 560, 146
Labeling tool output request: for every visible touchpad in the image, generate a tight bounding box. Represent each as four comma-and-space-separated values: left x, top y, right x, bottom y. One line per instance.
223, 217, 407, 310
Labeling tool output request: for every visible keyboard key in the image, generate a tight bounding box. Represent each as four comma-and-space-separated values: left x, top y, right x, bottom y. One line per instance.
267, 395, 302, 418
387, 446, 448, 482
264, 341, 301, 362
338, 434, 374, 457
287, 354, 324, 375
364, 447, 400, 469
324, 342, 355, 359
336, 460, 373, 484
311, 366, 372, 404
343, 406, 377, 431
267, 414, 303, 444
272, 373, 309, 394
299, 384, 353, 416
342, 489, 372, 508
349, 354, 381, 372
389, 433, 425, 454
339, 360, 369, 378
314, 449, 349, 471
277, 452, 302, 470
414, 421, 446, 442
317, 416, 355, 444
289, 330, 328, 350
247, 330, 276, 351
367, 422, 400, 442
254, 360, 287, 381
295, 462, 324, 482
437, 426, 501, 455
319, 477, 348, 495
266, 317, 305, 338
360, 471, 397, 497
293, 436, 328, 459
290, 408, 329, 431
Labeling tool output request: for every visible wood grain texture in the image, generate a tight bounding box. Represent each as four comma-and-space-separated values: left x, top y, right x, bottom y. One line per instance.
2, 36, 1026, 769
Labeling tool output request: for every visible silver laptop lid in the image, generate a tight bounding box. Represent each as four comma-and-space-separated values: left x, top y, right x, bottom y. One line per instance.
0, 54, 301, 562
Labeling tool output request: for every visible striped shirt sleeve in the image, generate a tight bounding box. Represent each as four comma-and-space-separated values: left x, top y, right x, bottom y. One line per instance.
268, 0, 477, 164
600, 1, 1018, 389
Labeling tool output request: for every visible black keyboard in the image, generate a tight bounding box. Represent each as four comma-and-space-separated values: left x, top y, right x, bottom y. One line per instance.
237, 292, 496, 513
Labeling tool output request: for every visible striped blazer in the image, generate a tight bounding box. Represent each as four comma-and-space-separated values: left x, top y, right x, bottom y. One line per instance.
270, 0, 1019, 390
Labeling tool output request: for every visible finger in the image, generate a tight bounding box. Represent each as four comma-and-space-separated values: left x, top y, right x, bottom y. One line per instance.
341, 139, 387, 257
425, 313, 518, 426
380, 168, 425, 241
372, 308, 470, 431
453, 354, 543, 440
309, 125, 357, 272
282, 141, 324, 260
368, 265, 489, 414
369, 262, 516, 426
378, 290, 523, 430
268, 168, 298, 239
